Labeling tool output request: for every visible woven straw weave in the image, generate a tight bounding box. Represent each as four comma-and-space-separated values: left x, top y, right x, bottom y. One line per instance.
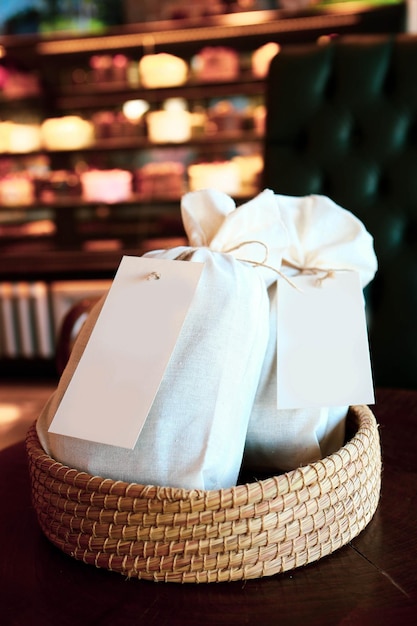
26, 404, 381, 583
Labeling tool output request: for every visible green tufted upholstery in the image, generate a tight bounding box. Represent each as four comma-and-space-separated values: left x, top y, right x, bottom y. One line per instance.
263, 34, 417, 389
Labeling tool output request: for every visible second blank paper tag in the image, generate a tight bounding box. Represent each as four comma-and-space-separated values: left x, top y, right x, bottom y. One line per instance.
276, 271, 374, 409
49, 255, 204, 449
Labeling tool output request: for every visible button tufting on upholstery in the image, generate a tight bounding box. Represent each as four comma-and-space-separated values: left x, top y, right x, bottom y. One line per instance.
264, 35, 417, 389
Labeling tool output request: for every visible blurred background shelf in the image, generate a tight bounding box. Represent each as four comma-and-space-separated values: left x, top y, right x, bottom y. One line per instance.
0, 1, 407, 374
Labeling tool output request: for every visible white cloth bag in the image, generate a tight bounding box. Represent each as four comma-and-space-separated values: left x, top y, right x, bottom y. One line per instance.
37, 189, 288, 490
243, 193, 378, 473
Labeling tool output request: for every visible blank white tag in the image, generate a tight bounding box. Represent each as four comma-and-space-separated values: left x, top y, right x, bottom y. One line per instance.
276, 271, 374, 409
49, 255, 204, 448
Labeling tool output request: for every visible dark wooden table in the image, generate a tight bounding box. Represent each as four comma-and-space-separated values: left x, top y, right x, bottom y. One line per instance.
1, 386, 416, 625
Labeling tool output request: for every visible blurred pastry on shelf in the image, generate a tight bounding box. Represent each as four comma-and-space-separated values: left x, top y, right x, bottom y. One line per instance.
41, 116, 95, 151
251, 42, 280, 78
121, 99, 149, 135
192, 47, 240, 82
139, 53, 188, 88
80, 169, 133, 203
0, 121, 42, 154
188, 160, 240, 196
136, 161, 185, 200
206, 100, 243, 134
0, 173, 35, 206
0, 61, 41, 99
231, 154, 264, 196
146, 99, 191, 143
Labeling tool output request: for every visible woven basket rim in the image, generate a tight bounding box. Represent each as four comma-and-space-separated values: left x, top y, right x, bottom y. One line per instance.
26, 404, 377, 505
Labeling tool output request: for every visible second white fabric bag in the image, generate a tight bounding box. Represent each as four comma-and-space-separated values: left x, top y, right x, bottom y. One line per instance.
243, 193, 378, 473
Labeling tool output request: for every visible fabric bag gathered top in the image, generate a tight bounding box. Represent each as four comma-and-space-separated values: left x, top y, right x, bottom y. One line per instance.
243, 193, 378, 473
36, 189, 288, 490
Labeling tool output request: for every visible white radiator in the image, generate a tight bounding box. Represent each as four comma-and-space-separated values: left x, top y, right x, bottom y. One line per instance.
0, 281, 54, 358
0, 279, 111, 359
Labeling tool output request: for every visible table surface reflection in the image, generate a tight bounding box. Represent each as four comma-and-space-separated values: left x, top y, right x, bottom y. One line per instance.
0, 384, 416, 626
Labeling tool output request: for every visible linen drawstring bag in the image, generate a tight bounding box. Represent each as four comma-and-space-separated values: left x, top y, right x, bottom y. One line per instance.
36, 188, 288, 490
243, 193, 378, 473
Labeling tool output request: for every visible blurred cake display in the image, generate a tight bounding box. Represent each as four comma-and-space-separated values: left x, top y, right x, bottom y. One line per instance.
147, 102, 191, 143
206, 100, 242, 134
231, 154, 263, 196
251, 42, 280, 78
80, 169, 133, 203
0, 121, 42, 154
188, 161, 240, 196
91, 110, 145, 140
120, 99, 149, 136
41, 116, 95, 150
139, 53, 188, 88
137, 162, 185, 199
0, 174, 35, 205
89, 54, 129, 83
0, 62, 41, 99
193, 47, 239, 82
37, 170, 81, 202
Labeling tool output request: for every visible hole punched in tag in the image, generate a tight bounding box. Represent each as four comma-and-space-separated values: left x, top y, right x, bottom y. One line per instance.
146, 271, 161, 281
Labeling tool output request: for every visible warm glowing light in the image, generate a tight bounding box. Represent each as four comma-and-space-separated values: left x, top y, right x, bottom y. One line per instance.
317, 34, 338, 46
122, 99, 149, 121
0, 46, 6, 59
0, 404, 21, 425
163, 98, 188, 112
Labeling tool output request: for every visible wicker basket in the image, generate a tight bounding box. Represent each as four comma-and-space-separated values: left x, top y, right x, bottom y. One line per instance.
26, 404, 381, 583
